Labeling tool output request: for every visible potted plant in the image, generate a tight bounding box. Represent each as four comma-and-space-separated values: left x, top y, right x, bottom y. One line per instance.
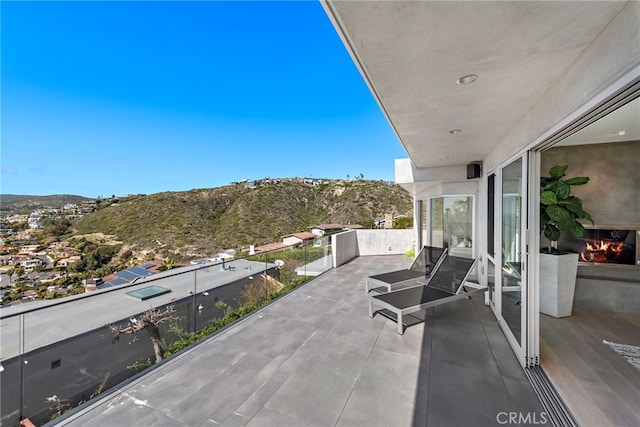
539, 164, 593, 318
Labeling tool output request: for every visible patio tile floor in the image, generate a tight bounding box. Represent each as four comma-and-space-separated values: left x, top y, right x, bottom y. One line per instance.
57, 255, 546, 427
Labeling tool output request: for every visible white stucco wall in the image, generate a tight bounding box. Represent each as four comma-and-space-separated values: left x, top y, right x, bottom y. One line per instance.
331, 230, 358, 267
355, 229, 413, 256
331, 229, 415, 267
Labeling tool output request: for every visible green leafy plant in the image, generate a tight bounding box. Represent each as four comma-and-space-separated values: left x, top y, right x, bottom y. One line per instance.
46, 395, 71, 421
127, 357, 154, 373
540, 165, 594, 253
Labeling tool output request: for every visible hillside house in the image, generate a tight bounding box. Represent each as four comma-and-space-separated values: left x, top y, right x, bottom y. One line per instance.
303, 178, 321, 186
374, 214, 407, 229
21, 290, 38, 300
342, 224, 365, 230
308, 224, 343, 237
49, 242, 70, 248
27, 213, 42, 229
253, 242, 287, 253
282, 232, 317, 247
18, 245, 41, 255
19, 258, 42, 273
57, 256, 81, 268
0, 254, 23, 265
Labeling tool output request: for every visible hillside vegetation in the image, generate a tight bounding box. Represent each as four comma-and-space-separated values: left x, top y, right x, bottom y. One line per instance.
1, 194, 92, 214
71, 179, 412, 261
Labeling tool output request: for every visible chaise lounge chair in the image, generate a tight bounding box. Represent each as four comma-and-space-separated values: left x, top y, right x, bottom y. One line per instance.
369, 254, 486, 334
365, 246, 446, 293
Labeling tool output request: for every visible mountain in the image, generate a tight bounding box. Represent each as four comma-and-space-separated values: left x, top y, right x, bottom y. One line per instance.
71, 179, 412, 260
0, 194, 93, 214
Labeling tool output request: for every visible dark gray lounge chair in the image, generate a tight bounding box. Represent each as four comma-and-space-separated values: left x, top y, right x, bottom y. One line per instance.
365, 246, 446, 293
369, 255, 485, 334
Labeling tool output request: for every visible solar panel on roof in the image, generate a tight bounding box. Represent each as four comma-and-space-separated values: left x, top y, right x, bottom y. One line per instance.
115, 270, 138, 280
141, 263, 155, 269
129, 269, 147, 277
129, 267, 152, 276
98, 277, 128, 288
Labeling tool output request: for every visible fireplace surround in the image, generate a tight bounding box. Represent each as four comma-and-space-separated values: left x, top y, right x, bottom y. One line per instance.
558, 226, 639, 267
555, 226, 640, 314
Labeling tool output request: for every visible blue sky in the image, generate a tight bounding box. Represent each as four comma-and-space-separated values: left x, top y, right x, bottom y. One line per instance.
1, 1, 406, 198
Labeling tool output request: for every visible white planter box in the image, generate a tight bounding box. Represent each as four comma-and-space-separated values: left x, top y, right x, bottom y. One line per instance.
539, 252, 579, 318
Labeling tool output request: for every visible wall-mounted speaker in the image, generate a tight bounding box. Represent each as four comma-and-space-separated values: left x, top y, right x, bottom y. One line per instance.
467, 163, 481, 179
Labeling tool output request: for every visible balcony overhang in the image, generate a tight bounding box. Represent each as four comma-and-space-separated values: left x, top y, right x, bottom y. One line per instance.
321, 1, 638, 173
395, 158, 478, 199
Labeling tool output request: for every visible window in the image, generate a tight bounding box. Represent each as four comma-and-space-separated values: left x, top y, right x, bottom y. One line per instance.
430, 196, 474, 258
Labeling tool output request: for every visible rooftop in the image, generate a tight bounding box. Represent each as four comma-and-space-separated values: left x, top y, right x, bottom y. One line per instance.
310, 224, 344, 230
253, 242, 287, 253
56, 255, 544, 426
282, 232, 317, 240
1, 259, 275, 358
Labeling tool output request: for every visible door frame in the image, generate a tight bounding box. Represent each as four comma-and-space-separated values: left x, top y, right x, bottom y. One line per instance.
491, 151, 537, 367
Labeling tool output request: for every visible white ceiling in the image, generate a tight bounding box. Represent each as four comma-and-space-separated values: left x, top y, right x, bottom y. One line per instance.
323, 1, 630, 168
557, 97, 640, 147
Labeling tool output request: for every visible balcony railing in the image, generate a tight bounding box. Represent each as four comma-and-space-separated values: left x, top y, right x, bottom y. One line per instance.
0, 237, 332, 426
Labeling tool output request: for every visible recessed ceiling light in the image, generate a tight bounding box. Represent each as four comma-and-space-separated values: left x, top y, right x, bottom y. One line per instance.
617, 131, 626, 136
449, 129, 462, 134
456, 74, 478, 85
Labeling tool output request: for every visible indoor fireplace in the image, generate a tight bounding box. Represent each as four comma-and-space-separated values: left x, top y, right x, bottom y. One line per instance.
557, 226, 639, 266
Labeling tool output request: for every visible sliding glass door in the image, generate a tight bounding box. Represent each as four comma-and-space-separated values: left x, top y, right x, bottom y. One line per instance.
501, 157, 525, 349
487, 174, 496, 308
491, 154, 529, 365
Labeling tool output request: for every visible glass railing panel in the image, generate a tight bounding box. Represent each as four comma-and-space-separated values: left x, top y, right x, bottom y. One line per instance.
260, 238, 332, 294
0, 268, 197, 425
115, 269, 197, 371
313, 235, 333, 275
0, 312, 21, 359
20, 308, 150, 425
193, 258, 259, 332
0, 242, 337, 425
0, 313, 23, 426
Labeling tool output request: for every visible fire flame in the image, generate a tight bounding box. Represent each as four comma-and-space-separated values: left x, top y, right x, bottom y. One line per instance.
585, 240, 623, 253
580, 240, 624, 262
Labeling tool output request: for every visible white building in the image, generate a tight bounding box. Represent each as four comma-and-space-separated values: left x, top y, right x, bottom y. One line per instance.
19, 258, 42, 273
282, 232, 317, 246
308, 224, 344, 237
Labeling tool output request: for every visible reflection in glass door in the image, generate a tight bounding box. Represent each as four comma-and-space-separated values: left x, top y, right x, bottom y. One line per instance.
501, 158, 524, 346
429, 196, 474, 257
